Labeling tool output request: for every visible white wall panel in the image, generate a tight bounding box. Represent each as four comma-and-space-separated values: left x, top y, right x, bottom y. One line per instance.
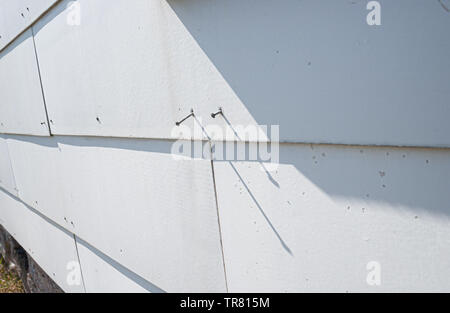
0, 0, 59, 50
33, 0, 450, 147
76, 237, 163, 293
214, 143, 450, 292
0, 189, 84, 293
6, 135, 227, 293
33, 0, 198, 140
0, 136, 17, 195
0, 29, 50, 136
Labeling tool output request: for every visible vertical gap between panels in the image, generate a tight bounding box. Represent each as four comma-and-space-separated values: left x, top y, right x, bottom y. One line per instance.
73, 235, 87, 293
31, 26, 53, 136
208, 141, 230, 292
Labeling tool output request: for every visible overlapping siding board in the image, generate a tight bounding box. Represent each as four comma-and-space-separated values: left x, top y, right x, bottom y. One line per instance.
32, 0, 450, 147
32, 0, 196, 140
214, 143, 450, 292
6, 135, 227, 293
0, 189, 84, 293
0, 29, 50, 136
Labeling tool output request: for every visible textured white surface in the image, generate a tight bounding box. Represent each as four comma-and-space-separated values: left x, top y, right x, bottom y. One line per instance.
0, 189, 84, 293
0, 29, 50, 136
1, 0, 450, 293
0, 0, 58, 50
33, 0, 197, 140
32, 0, 450, 147
214, 143, 450, 292
0, 136, 17, 196
76, 237, 162, 293
6, 135, 227, 293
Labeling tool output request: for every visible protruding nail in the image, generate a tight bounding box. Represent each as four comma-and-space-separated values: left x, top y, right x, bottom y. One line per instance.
176, 109, 194, 126
211, 107, 223, 119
